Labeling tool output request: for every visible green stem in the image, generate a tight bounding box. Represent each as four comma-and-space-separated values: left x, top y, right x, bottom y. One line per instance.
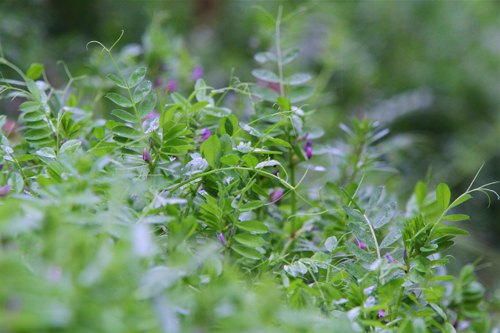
107, 52, 144, 134
363, 214, 381, 260
289, 147, 297, 235
166, 166, 294, 195
275, 6, 284, 98
183, 181, 202, 218
392, 286, 405, 320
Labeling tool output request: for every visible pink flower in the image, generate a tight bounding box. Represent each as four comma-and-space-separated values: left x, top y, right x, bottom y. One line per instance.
304, 140, 312, 160
270, 188, 284, 203
192, 65, 204, 80
0, 184, 11, 197
357, 239, 365, 250
256, 79, 281, 94
378, 309, 385, 318
201, 127, 211, 141
166, 79, 178, 92
143, 148, 151, 163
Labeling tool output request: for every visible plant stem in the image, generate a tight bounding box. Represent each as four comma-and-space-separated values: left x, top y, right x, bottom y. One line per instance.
289, 147, 297, 235
183, 181, 202, 218
276, 6, 284, 98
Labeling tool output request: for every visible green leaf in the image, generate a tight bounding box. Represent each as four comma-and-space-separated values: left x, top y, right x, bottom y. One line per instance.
348, 222, 375, 247
133, 81, 151, 103
286, 73, 311, 85
36, 147, 56, 158
19, 101, 40, 113
189, 101, 209, 113
450, 194, 472, 208
106, 73, 127, 88
255, 160, 280, 169
264, 136, 291, 148
112, 126, 142, 139
138, 94, 157, 118
24, 128, 53, 140
436, 183, 451, 210
239, 200, 265, 212
25, 120, 48, 129
434, 225, 468, 236
237, 221, 269, 234
366, 186, 384, 216
242, 155, 258, 168
342, 205, 365, 222
415, 181, 427, 206
26, 63, 44, 80
420, 244, 438, 252
251, 86, 279, 103
289, 86, 315, 103
200, 135, 221, 169
105, 93, 132, 108
128, 67, 146, 88
220, 155, 239, 166
379, 227, 402, 248
373, 202, 397, 229
414, 257, 432, 273
232, 245, 262, 260
195, 79, 207, 102
23, 111, 46, 122
254, 51, 277, 63
60, 140, 81, 154
219, 115, 239, 137
325, 236, 338, 252
345, 241, 375, 263
16, 154, 35, 162
442, 214, 469, 222
282, 48, 299, 64
111, 109, 137, 123
93, 127, 105, 140
8, 173, 24, 193
251, 69, 280, 83
234, 234, 265, 247
26, 79, 40, 101
219, 134, 232, 156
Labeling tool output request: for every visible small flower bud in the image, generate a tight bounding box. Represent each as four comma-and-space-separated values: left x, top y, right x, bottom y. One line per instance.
0, 184, 11, 197
357, 239, 365, 250
403, 249, 407, 261
192, 65, 204, 80
378, 309, 385, 318
201, 127, 211, 141
0, 164, 3, 171
166, 79, 178, 92
219, 233, 227, 246
143, 148, 151, 163
270, 188, 284, 203
385, 252, 397, 263
304, 140, 313, 160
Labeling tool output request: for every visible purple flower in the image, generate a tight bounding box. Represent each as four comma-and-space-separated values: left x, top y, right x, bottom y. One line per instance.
403, 249, 407, 261
0, 164, 3, 171
378, 309, 385, 318
357, 239, 365, 250
143, 148, 151, 163
270, 188, 284, 203
219, 233, 227, 246
165, 79, 178, 92
230, 228, 233, 238
201, 127, 211, 141
0, 184, 11, 197
386, 252, 397, 263
144, 110, 160, 120
304, 140, 312, 160
192, 65, 204, 80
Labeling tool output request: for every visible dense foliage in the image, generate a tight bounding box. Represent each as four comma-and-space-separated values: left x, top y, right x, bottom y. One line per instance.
0, 9, 498, 333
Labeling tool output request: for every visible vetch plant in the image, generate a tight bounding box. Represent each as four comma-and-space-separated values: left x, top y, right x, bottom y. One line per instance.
0, 7, 498, 333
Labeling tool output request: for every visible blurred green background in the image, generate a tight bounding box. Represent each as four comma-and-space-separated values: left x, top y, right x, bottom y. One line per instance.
1, 0, 499, 292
